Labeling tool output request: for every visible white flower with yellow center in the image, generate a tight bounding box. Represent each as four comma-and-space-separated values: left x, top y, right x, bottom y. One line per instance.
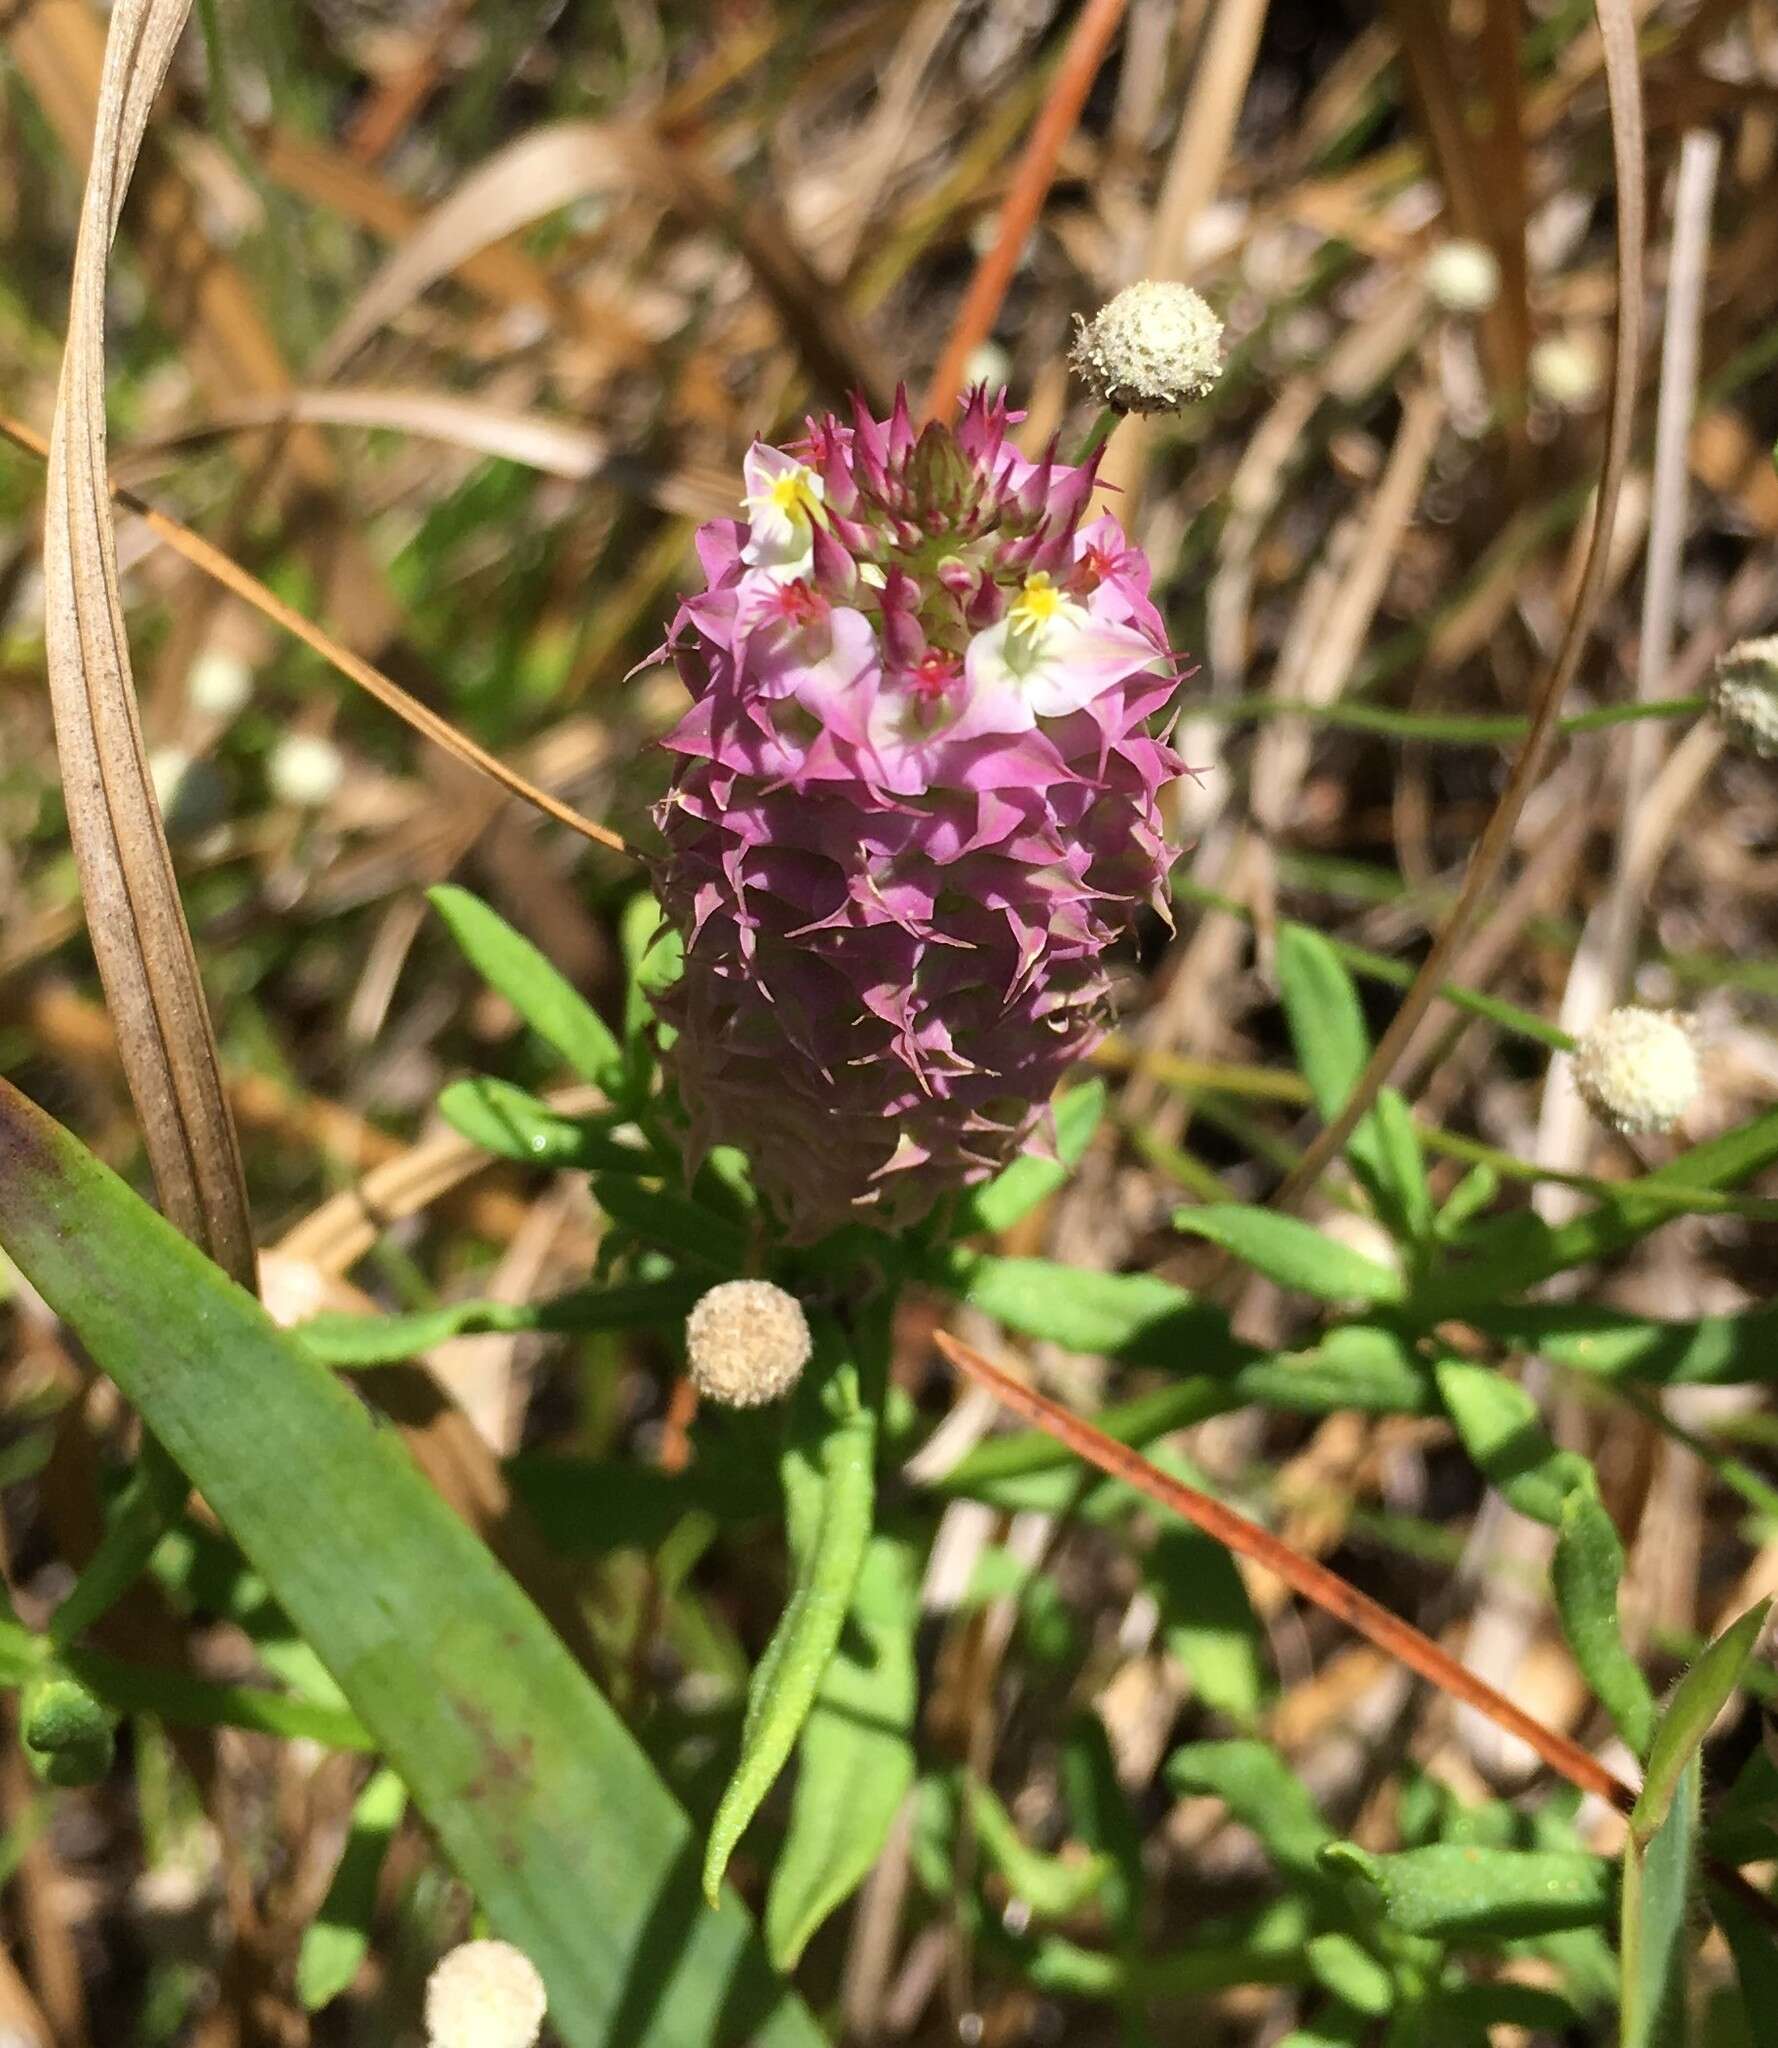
964, 571, 1161, 732
740, 443, 826, 581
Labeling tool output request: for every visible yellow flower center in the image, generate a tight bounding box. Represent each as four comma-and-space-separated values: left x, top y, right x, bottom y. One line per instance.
765, 467, 823, 519
1011, 572, 1065, 629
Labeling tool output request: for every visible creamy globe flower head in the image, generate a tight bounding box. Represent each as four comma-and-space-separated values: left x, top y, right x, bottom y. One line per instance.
1530, 333, 1603, 411
686, 1280, 812, 1408
187, 647, 253, 720
1570, 1007, 1700, 1136
1710, 635, 1778, 759
1070, 281, 1222, 415
1422, 239, 1500, 315
425, 1939, 547, 2048
268, 733, 345, 809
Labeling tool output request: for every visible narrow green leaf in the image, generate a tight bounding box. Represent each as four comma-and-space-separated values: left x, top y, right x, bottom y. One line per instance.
703, 1322, 880, 1902
764, 1531, 917, 1969
1634, 1600, 1773, 1842
1276, 924, 1368, 1120
1275, 929, 1429, 1242
1172, 1205, 1404, 1304
1059, 1716, 1143, 1938
297, 1764, 407, 2010
956, 1081, 1106, 1237
1433, 1163, 1498, 1241
1621, 1754, 1698, 2048
0, 1080, 819, 2048
1553, 1485, 1658, 1756
1147, 1524, 1268, 1725
429, 885, 624, 1093
922, 1247, 1241, 1365
437, 1077, 653, 1172
1709, 1876, 1778, 2048
592, 1175, 748, 1272
1434, 1359, 1591, 1526
1469, 1300, 1778, 1387
1320, 1841, 1615, 1940
621, 889, 681, 1041
967, 1776, 1113, 1919
1167, 1740, 1335, 1890
49, 1434, 187, 1647
294, 1280, 697, 1366
1304, 1933, 1394, 2016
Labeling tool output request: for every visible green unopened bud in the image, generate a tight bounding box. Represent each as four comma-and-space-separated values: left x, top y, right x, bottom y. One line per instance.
22, 1674, 115, 1786
1710, 635, 1778, 759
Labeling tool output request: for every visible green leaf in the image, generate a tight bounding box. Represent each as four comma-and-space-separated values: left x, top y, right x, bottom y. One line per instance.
622, 889, 681, 1041
967, 1776, 1114, 1919
592, 1175, 748, 1272
295, 1280, 697, 1366
1147, 1524, 1268, 1725
437, 1077, 652, 1171
1469, 1300, 1778, 1387
955, 1081, 1105, 1237
1419, 1111, 1778, 1315
764, 1531, 917, 1969
1276, 924, 1368, 1122
1621, 1753, 1698, 2048
1172, 1206, 1403, 1305
1304, 1933, 1394, 2016
1058, 1716, 1144, 1938
1634, 1600, 1773, 1843
1434, 1359, 1591, 1526
1710, 1876, 1778, 2048
1552, 1485, 1658, 1755
429, 884, 624, 1093
0, 1080, 819, 2048
297, 1764, 406, 2010
1275, 927, 1428, 1243
922, 1247, 1241, 1365
703, 1320, 880, 1902
1166, 1740, 1335, 1890
1320, 1841, 1615, 1939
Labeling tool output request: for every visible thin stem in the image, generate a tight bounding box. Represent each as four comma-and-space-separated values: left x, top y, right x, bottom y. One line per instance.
1195, 693, 1707, 744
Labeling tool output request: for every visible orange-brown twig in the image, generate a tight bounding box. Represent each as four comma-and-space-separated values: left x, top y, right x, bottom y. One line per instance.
933, 1327, 1636, 1812
0, 410, 631, 858
919, 0, 1128, 424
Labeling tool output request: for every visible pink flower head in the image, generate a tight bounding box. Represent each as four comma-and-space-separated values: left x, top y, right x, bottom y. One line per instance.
651, 387, 1188, 1240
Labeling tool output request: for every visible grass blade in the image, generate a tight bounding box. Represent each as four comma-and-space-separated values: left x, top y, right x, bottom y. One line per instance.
0, 1077, 820, 2048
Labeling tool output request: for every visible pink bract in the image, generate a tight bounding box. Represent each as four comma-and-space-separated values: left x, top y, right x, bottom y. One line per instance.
650, 387, 1187, 1240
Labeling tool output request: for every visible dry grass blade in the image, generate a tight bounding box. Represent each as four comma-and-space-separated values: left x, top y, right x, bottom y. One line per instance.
920, 0, 1129, 423
129, 387, 610, 481
932, 1328, 1636, 1809
3, 410, 630, 857
41, 0, 254, 1286
1266, 0, 1646, 1217
314, 120, 642, 378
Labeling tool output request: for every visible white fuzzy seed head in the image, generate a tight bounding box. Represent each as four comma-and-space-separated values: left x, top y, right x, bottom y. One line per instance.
686, 1280, 811, 1408
187, 648, 252, 720
425, 1940, 547, 2048
1571, 1007, 1700, 1136
1529, 333, 1603, 411
1422, 239, 1501, 314
1070, 281, 1223, 415
268, 733, 344, 809
1710, 635, 1778, 759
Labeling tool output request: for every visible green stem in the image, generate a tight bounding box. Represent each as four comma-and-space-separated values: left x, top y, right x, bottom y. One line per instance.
1193, 693, 1707, 745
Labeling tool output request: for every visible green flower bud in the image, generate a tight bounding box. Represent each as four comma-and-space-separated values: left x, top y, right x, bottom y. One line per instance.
22, 1674, 115, 1787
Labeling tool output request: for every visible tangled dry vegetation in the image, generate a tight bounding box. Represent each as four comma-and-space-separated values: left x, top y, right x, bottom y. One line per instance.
2, 2, 1778, 2044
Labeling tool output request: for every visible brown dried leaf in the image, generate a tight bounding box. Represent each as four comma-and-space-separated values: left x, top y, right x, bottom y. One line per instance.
41, 0, 255, 1286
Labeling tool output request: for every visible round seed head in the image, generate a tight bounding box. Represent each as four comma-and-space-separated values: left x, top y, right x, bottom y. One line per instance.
686, 1280, 811, 1408
1070, 281, 1223, 415
1529, 333, 1603, 411
268, 733, 345, 809
187, 648, 252, 719
425, 1940, 547, 2048
1710, 635, 1778, 759
1570, 1007, 1700, 1136
1422, 239, 1500, 314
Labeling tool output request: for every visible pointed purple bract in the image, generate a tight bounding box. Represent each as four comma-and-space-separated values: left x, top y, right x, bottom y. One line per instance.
650, 387, 1188, 1240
